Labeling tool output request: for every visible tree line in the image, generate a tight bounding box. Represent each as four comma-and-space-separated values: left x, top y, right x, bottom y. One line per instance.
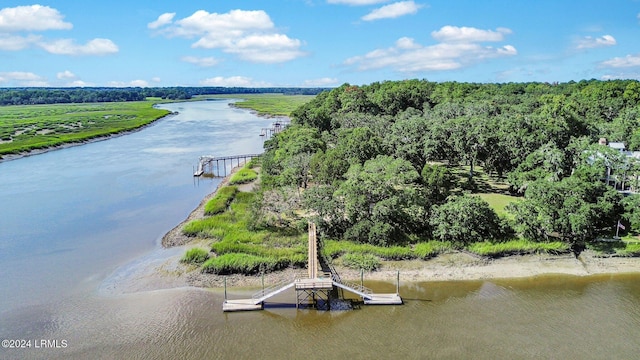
0, 87, 330, 106
259, 79, 640, 251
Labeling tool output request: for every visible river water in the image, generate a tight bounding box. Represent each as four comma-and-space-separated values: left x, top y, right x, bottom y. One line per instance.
1, 100, 640, 360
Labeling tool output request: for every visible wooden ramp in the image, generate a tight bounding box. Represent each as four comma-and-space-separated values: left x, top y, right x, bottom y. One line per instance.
333, 280, 403, 305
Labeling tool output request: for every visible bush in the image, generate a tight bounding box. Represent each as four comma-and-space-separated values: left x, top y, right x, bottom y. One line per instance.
340, 253, 380, 271
181, 248, 209, 264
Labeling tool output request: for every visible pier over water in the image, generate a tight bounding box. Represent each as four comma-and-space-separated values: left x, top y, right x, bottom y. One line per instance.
193, 153, 261, 177
222, 222, 403, 312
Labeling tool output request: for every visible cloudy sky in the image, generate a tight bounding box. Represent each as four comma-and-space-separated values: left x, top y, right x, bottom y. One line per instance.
1, 0, 640, 87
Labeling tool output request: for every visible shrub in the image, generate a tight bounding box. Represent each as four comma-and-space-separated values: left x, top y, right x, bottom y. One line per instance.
181, 248, 209, 264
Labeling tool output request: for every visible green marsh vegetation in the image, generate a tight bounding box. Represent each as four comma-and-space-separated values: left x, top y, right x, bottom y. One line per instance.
203, 94, 315, 116
181, 248, 210, 264
0, 101, 170, 158
182, 185, 307, 275
228, 163, 259, 185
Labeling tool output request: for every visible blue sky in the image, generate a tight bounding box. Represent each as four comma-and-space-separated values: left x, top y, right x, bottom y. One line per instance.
1, 0, 640, 88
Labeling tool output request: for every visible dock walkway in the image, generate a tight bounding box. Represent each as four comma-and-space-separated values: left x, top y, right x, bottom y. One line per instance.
223, 223, 403, 312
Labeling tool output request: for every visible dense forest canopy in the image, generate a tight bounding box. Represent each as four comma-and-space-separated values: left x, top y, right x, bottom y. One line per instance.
0, 87, 329, 105
260, 79, 640, 249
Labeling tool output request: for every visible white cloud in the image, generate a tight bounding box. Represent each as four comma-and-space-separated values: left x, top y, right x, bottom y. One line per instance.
148, 12, 175, 29
575, 34, 616, 49
57, 70, 76, 80
67, 80, 93, 87
107, 80, 151, 87
344, 30, 517, 73
600, 54, 640, 68
199, 76, 271, 87
0, 5, 72, 32
222, 34, 305, 63
130, 80, 149, 87
0, 71, 48, 86
181, 56, 220, 67
328, 0, 390, 5
431, 26, 512, 43
0, 34, 41, 51
151, 9, 305, 63
151, 77, 161, 83
362, 1, 422, 21
38, 38, 119, 56
303, 77, 339, 86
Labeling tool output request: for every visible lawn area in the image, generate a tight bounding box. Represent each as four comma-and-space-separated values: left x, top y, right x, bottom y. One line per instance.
0, 101, 170, 157
200, 93, 316, 117
475, 193, 522, 217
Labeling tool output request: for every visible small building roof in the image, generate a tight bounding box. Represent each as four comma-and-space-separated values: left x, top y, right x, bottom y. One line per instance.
609, 142, 626, 150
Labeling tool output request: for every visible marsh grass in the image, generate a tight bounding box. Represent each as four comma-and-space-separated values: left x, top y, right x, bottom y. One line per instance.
201, 94, 315, 116
0, 101, 169, 156
466, 239, 569, 257
181, 248, 209, 264
339, 253, 381, 271
322, 239, 451, 260
204, 186, 238, 216
183, 183, 306, 275
229, 168, 258, 185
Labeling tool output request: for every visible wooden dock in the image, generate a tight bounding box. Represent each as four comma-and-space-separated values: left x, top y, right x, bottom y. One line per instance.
222, 222, 403, 312
193, 153, 261, 177
222, 299, 263, 312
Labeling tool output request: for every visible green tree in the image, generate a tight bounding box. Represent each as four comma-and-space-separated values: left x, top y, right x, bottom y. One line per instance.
335, 155, 426, 245
430, 195, 503, 246
421, 164, 456, 204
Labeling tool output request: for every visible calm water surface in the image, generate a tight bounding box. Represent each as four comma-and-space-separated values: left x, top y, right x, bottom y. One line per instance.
1, 101, 640, 360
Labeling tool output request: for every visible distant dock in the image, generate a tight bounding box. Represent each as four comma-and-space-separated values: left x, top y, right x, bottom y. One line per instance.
193, 153, 261, 177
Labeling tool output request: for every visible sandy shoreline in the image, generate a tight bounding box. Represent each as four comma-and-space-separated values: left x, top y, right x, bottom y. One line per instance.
151, 171, 640, 291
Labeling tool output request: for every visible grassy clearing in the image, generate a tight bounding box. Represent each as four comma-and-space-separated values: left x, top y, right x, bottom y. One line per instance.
0, 101, 170, 157
475, 193, 522, 217
201, 94, 315, 116
466, 239, 569, 257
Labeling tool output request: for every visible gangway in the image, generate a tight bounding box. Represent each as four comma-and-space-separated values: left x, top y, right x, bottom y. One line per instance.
222, 222, 402, 311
